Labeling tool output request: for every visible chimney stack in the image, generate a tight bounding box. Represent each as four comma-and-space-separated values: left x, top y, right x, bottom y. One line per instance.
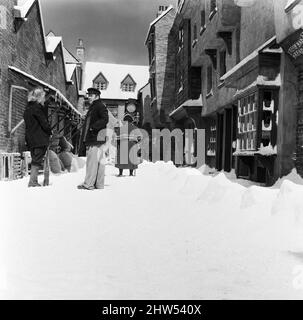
76, 38, 85, 64
157, 5, 169, 17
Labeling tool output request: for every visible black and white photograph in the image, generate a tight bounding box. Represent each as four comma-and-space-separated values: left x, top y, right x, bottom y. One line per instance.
1, 0, 303, 306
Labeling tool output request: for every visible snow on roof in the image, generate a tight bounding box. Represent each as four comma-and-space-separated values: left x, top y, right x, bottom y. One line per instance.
45, 35, 62, 54
145, 5, 174, 44
233, 74, 281, 98
45, 33, 73, 85
220, 36, 277, 81
179, 94, 203, 107
83, 62, 149, 100
65, 64, 77, 82
14, 2, 77, 89
8, 66, 82, 116
169, 95, 203, 118
14, 1, 48, 56
14, 0, 36, 18
63, 48, 79, 64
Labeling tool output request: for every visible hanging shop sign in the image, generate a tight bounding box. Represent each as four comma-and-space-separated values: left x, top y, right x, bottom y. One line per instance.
273, 0, 303, 62
281, 28, 303, 62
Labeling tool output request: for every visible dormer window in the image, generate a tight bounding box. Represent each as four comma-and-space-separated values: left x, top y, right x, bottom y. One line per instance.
121, 74, 136, 92
122, 84, 135, 92
92, 72, 108, 90
94, 82, 107, 91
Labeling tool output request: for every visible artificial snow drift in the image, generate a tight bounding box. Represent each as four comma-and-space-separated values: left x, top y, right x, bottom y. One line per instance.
0, 161, 303, 299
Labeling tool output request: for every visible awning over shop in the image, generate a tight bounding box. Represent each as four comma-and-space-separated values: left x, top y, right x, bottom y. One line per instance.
9, 65, 82, 116
169, 95, 203, 121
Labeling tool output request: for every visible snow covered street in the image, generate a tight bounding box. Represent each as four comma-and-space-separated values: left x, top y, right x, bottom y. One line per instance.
1, 161, 303, 299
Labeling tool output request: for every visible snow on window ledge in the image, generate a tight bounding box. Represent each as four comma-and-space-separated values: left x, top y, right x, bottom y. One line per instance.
256, 143, 277, 156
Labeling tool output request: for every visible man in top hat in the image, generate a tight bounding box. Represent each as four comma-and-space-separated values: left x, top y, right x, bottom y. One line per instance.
77, 87, 109, 190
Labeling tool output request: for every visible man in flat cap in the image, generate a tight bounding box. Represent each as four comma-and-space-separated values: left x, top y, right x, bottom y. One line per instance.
78, 87, 109, 190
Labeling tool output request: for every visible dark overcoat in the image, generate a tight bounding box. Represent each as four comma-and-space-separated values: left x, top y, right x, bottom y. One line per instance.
115, 121, 141, 170
23, 101, 52, 148
83, 99, 109, 146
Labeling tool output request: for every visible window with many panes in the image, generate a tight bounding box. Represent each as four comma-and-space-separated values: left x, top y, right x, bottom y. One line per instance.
237, 89, 278, 152
122, 84, 135, 92
94, 82, 107, 91
93, 72, 108, 91
207, 122, 216, 156
237, 93, 258, 151
121, 74, 136, 92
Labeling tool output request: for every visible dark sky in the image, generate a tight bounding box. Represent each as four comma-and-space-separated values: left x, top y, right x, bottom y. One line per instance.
40, 0, 178, 66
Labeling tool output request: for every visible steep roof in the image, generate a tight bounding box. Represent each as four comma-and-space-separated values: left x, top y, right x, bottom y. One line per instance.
145, 5, 174, 44
65, 64, 77, 82
84, 62, 149, 100
14, 0, 48, 55
14, 0, 36, 18
63, 47, 80, 64
45, 35, 62, 53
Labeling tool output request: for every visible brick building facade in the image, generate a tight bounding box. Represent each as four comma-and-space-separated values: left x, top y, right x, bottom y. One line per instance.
0, 0, 82, 164
146, 0, 300, 185
145, 6, 177, 128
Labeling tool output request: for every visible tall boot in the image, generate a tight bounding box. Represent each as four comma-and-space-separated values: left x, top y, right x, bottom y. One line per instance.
28, 165, 41, 187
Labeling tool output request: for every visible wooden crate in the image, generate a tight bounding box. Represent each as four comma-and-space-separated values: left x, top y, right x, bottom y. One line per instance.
0, 152, 23, 181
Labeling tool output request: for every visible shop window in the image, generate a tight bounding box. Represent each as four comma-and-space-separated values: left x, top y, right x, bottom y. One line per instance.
237, 89, 278, 152
207, 124, 216, 156
237, 93, 257, 151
